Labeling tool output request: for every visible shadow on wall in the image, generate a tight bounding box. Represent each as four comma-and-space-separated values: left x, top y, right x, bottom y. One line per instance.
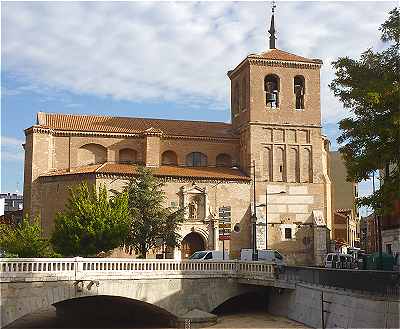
54, 296, 176, 328
212, 290, 269, 315
229, 206, 252, 259
2, 276, 259, 328
271, 226, 314, 266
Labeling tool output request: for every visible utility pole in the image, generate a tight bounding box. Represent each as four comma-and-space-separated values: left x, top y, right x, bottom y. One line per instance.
252, 160, 258, 261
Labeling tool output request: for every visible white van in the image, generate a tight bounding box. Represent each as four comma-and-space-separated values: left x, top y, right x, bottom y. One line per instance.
240, 249, 286, 266
188, 250, 229, 260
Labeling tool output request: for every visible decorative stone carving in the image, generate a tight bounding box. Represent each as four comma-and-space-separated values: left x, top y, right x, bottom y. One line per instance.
179, 183, 208, 222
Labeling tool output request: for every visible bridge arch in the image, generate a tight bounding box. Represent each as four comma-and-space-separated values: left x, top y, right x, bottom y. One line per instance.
54, 295, 176, 328
2, 277, 257, 328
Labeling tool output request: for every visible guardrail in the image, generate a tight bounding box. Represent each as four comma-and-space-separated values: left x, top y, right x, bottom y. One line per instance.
0, 258, 275, 282
279, 266, 400, 298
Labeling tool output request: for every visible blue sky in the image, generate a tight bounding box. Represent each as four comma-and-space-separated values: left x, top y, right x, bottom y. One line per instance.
1, 1, 394, 215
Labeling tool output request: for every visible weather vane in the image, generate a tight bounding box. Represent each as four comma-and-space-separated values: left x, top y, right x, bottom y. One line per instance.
268, 0, 277, 49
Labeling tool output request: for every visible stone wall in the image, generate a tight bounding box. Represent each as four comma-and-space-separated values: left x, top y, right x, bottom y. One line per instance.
97, 176, 252, 259
0, 278, 255, 328
268, 283, 399, 329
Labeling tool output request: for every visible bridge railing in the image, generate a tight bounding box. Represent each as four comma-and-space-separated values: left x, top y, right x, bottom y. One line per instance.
0, 258, 275, 282
77, 258, 240, 280
0, 258, 77, 281
278, 266, 400, 298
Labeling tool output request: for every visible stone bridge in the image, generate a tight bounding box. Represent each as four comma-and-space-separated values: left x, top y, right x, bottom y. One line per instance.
2, 259, 399, 329
1, 258, 287, 327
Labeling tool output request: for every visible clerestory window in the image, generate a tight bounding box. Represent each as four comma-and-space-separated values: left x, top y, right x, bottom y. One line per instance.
186, 152, 208, 167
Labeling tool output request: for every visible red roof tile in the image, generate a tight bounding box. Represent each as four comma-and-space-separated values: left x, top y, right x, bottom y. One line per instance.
36, 112, 236, 139
252, 48, 322, 64
42, 163, 251, 181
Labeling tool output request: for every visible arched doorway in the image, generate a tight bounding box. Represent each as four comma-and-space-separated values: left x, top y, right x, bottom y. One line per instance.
181, 232, 205, 259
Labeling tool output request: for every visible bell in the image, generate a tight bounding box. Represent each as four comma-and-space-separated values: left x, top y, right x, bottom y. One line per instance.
295, 84, 304, 95
266, 92, 277, 102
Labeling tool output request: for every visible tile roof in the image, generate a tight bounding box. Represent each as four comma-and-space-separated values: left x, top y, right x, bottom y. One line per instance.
251, 48, 322, 64
36, 112, 236, 139
42, 163, 251, 181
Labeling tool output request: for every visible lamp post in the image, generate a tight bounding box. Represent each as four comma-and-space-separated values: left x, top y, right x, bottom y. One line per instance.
251, 160, 286, 259
265, 190, 286, 250
255, 190, 286, 250
252, 160, 258, 261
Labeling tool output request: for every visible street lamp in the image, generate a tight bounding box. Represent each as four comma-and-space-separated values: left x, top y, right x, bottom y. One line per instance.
264, 190, 286, 250
250, 160, 287, 260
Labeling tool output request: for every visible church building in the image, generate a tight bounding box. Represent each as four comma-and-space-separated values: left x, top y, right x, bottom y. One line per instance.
23, 9, 332, 265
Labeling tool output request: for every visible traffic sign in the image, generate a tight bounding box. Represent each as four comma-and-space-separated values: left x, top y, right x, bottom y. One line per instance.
219, 235, 230, 241
219, 223, 231, 229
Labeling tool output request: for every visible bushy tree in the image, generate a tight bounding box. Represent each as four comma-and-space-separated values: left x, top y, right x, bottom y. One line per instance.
330, 7, 400, 215
0, 216, 56, 257
124, 166, 185, 258
51, 182, 131, 256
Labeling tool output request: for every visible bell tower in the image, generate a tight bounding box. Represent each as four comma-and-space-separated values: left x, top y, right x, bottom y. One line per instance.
227, 3, 331, 265
228, 3, 323, 175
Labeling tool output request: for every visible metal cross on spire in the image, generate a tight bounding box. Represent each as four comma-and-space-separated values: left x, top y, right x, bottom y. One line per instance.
268, 1, 277, 49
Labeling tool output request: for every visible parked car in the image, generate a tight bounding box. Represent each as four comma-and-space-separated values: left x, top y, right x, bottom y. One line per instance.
188, 250, 229, 260
394, 253, 400, 272
240, 249, 286, 266
325, 253, 357, 269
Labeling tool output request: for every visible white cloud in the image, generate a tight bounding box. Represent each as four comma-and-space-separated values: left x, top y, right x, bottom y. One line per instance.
1, 136, 24, 146
2, 1, 396, 122
1, 136, 24, 162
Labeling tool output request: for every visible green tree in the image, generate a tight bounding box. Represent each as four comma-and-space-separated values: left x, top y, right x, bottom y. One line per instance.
330, 7, 400, 214
51, 182, 131, 256
0, 216, 56, 257
124, 166, 185, 258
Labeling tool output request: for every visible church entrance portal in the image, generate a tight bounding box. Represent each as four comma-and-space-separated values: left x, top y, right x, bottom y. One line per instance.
181, 232, 205, 259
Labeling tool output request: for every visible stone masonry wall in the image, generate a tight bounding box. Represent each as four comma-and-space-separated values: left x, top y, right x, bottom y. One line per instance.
268, 283, 399, 329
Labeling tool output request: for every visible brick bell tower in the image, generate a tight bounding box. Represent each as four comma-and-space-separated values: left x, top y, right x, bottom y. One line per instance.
227, 3, 331, 266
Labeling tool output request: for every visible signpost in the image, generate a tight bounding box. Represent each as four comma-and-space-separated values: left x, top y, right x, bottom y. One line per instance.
219, 206, 231, 260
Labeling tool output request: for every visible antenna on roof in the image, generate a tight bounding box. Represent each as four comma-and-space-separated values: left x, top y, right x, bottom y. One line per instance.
268, 1, 277, 49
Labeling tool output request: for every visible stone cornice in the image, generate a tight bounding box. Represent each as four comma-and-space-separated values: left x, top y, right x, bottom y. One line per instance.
247, 56, 322, 70
236, 122, 322, 134
228, 56, 321, 79
40, 171, 250, 184
24, 126, 239, 142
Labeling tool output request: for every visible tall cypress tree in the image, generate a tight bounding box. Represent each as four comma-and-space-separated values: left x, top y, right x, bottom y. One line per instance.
124, 166, 185, 258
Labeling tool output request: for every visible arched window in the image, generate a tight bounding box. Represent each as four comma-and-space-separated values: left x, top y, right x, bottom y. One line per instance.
264, 75, 280, 108
186, 152, 207, 167
216, 153, 232, 167
294, 75, 305, 109
264, 147, 272, 181
78, 143, 107, 165
275, 147, 284, 182
241, 77, 246, 111
288, 147, 299, 183
161, 150, 178, 166
119, 148, 137, 164
301, 148, 312, 183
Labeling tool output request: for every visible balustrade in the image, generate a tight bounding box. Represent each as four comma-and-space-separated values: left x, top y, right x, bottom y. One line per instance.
0, 258, 275, 282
